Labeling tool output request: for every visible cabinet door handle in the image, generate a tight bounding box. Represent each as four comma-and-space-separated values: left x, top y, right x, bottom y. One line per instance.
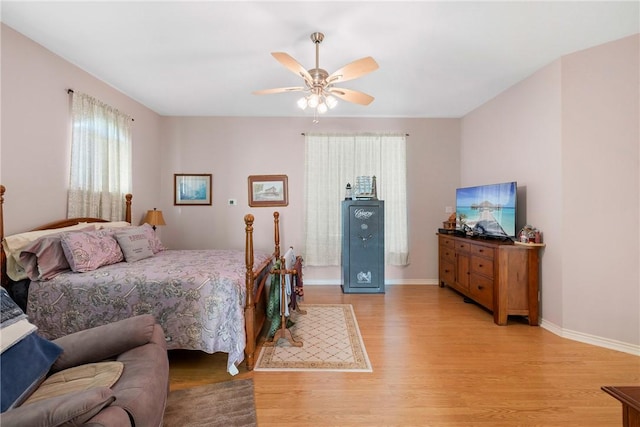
478, 285, 484, 290
478, 264, 483, 268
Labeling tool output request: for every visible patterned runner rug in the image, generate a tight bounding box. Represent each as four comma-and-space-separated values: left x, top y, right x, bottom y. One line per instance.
254, 304, 372, 372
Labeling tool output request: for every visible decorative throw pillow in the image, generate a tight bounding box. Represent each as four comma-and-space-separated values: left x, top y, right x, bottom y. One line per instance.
60, 229, 124, 273
140, 223, 166, 254
115, 228, 154, 262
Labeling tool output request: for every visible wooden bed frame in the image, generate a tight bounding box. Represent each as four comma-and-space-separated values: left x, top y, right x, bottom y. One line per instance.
0, 185, 277, 371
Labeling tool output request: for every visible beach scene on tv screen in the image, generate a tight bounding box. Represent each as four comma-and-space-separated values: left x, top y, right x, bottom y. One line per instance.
456, 182, 516, 237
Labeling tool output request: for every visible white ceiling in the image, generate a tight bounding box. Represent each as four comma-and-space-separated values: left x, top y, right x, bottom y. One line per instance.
1, 1, 638, 118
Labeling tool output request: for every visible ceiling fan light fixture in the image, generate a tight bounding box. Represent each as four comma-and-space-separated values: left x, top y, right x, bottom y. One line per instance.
326, 95, 338, 109
297, 97, 308, 110
254, 32, 378, 122
307, 93, 320, 108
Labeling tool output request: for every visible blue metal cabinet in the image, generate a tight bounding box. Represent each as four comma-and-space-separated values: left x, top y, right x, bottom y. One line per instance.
341, 200, 385, 293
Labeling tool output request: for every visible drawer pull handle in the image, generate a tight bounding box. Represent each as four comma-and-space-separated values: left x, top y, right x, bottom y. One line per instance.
478, 249, 484, 253
478, 264, 483, 268
478, 285, 484, 290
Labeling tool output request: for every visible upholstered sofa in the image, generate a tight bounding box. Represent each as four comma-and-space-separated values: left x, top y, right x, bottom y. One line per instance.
0, 309, 169, 427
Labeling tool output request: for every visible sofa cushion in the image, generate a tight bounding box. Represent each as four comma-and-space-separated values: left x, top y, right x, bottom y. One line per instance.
22, 361, 124, 406
0, 387, 115, 427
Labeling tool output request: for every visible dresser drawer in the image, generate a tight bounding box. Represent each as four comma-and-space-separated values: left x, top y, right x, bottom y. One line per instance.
440, 260, 455, 285
470, 255, 493, 278
455, 241, 470, 253
470, 244, 494, 261
469, 274, 493, 309
440, 236, 455, 249
440, 246, 455, 263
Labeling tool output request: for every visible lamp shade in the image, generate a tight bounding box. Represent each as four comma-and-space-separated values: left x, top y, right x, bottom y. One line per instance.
144, 208, 166, 230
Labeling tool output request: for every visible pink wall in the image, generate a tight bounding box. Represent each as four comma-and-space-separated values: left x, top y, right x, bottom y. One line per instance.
461, 60, 563, 325
462, 34, 639, 349
0, 24, 162, 234
560, 34, 639, 345
158, 117, 461, 284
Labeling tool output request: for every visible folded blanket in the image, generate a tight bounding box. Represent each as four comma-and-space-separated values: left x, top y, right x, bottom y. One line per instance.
1, 318, 37, 353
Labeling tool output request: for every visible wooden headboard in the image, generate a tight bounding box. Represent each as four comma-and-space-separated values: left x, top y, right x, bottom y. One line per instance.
0, 185, 132, 289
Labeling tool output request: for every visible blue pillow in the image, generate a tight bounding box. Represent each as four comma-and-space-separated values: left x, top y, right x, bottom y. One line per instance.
1, 332, 63, 412
0, 291, 63, 412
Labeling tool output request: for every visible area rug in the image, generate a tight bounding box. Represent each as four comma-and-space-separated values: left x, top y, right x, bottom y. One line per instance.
254, 304, 372, 372
163, 378, 257, 427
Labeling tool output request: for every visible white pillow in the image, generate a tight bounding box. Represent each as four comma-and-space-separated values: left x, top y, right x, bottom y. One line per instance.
94, 221, 131, 230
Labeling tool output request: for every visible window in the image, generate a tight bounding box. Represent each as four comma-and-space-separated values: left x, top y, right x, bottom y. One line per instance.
67, 92, 132, 220
303, 133, 408, 266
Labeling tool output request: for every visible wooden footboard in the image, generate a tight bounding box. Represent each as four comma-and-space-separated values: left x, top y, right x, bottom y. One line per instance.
244, 211, 280, 371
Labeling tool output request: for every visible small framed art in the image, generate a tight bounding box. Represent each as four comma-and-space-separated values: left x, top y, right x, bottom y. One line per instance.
174, 174, 212, 205
248, 174, 289, 207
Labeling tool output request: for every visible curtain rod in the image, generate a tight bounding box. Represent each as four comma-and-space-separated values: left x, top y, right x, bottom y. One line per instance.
301, 132, 409, 136
67, 89, 134, 122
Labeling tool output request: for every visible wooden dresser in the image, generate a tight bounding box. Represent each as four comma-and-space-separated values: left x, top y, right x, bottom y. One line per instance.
438, 233, 543, 325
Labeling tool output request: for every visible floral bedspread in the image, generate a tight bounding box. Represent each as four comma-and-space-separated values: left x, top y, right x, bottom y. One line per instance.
26, 249, 272, 374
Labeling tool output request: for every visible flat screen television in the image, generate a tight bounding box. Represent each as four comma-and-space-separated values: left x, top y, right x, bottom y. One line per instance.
455, 181, 517, 239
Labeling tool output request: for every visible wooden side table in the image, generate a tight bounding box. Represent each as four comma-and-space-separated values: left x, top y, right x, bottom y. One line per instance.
602, 386, 640, 427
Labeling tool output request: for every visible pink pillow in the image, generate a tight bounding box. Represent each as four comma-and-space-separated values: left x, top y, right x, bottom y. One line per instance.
60, 229, 124, 273
19, 226, 95, 281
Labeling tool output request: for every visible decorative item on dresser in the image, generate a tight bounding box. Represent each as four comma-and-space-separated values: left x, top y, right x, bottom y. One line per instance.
341, 199, 385, 294
438, 233, 543, 325
0, 185, 281, 373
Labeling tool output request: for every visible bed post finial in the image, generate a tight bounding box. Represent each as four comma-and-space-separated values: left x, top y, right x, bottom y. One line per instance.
125, 194, 132, 223
274, 211, 280, 259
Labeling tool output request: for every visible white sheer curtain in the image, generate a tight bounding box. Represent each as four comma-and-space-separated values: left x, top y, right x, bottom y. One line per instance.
304, 133, 408, 266
67, 92, 132, 220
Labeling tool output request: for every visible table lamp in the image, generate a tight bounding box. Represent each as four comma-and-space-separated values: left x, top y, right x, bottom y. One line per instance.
144, 208, 166, 231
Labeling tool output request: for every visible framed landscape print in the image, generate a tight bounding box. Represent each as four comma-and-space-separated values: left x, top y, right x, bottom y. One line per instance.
248, 175, 288, 207
174, 174, 212, 205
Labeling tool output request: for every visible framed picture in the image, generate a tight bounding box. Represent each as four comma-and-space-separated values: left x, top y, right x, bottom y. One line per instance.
248, 174, 289, 207
174, 174, 212, 205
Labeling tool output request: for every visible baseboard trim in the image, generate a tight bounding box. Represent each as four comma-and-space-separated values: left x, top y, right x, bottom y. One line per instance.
540, 319, 640, 356
303, 279, 440, 286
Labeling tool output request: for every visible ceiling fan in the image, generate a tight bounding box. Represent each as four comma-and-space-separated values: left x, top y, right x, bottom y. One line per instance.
253, 32, 379, 116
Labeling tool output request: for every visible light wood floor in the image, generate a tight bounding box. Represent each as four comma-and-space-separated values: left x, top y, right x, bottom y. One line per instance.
168, 285, 639, 426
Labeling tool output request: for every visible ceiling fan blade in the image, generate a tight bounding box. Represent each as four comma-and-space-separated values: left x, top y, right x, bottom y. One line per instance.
326, 56, 379, 84
328, 87, 375, 106
271, 52, 313, 86
252, 87, 305, 95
